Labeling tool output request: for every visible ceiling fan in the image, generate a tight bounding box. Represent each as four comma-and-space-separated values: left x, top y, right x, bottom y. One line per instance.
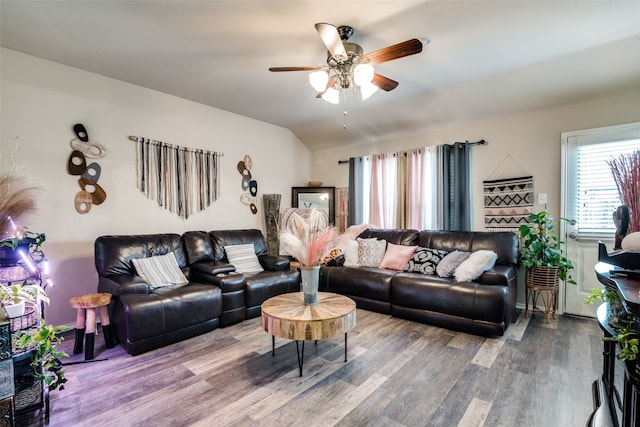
269, 23, 428, 104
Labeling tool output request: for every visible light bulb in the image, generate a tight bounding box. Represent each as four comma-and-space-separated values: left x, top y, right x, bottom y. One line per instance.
353, 63, 374, 86
321, 87, 340, 104
309, 70, 329, 92
360, 81, 379, 100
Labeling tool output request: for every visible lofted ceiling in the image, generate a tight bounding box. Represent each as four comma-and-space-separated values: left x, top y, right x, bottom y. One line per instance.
2, 1, 640, 151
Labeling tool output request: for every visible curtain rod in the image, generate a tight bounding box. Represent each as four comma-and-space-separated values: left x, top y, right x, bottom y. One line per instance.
458, 139, 486, 146
337, 140, 486, 164
128, 135, 224, 156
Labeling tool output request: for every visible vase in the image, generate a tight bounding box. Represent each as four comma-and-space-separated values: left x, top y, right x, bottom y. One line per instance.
300, 265, 320, 305
4, 301, 25, 318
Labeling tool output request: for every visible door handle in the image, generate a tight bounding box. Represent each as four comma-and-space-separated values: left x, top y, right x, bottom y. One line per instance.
568, 232, 578, 240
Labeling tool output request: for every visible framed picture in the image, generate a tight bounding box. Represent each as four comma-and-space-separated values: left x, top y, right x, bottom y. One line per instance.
291, 186, 335, 225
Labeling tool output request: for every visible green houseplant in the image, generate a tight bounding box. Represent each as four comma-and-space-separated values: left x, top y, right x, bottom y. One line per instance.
0, 282, 50, 317
14, 322, 70, 392
0, 230, 49, 317
518, 211, 576, 285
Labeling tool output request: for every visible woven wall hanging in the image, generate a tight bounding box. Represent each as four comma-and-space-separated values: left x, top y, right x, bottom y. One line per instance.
129, 136, 223, 219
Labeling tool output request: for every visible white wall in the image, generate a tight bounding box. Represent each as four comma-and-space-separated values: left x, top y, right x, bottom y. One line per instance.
1, 48, 311, 326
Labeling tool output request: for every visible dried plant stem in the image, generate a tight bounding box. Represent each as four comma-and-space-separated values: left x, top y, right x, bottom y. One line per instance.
608, 150, 640, 233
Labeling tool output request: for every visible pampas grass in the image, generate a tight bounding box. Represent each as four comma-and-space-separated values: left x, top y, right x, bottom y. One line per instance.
279, 209, 336, 267
0, 174, 43, 239
608, 150, 640, 233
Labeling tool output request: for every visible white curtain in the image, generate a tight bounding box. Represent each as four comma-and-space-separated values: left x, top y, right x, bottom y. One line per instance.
369, 153, 397, 228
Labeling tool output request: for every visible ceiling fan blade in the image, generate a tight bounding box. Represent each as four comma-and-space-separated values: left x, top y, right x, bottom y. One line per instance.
362, 38, 426, 65
372, 74, 399, 91
269, 66, 321, 72
315, 23, 347, 61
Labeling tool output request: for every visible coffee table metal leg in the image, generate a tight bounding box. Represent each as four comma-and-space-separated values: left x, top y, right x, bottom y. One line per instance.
272, 335, 275, 356
345, 333, 348, 362
295, 340, 305, 377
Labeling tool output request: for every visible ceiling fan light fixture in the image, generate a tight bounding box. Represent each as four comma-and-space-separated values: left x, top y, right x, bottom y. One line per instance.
353, 63, 374, 87
360, 81, 379, 101
321, 87, 340, 104
309, 69, 329, 92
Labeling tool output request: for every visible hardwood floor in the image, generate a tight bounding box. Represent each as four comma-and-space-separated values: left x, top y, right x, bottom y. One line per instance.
18, 308, 603, 427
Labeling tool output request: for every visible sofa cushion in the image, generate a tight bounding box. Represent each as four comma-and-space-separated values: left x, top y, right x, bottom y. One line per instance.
131, 252, 188, 289
418, 230, 518, 266
436, 250, 470, 278
379, 243, 418, 270
454, 250, 498, 282
404, 247, 449, 275
224, 243, 264, 274
209, 229, 269, 262
94, 233, 186, 277
359, 228, 419, 246
358, 238, 387, 267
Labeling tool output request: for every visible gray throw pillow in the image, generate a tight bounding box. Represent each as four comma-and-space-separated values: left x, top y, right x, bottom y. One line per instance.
436, 250, 471, 278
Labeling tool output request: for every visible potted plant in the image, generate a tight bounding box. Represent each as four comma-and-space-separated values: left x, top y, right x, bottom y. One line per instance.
518, 211, 576, 287
603, 316, 639, 362
13, 322, 71, 392
0, 282, 50, 318
0, 229, 46, 267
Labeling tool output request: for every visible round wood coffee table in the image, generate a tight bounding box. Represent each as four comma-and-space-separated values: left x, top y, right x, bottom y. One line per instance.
261, 292, 356, 376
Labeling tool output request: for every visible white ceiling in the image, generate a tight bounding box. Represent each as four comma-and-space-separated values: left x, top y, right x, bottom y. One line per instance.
2, 1, 640, 151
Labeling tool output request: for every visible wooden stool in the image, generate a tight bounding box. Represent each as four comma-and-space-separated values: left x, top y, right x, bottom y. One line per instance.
70, 293, 116, 360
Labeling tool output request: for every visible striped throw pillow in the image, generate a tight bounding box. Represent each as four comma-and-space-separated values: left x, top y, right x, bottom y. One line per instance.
131, 252, 188, 289
224, 243, 264, 274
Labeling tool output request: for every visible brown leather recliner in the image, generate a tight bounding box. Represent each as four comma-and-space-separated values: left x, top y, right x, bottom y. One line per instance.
95, 229, 300, 355
184, 229, 300, 320
95, 233, 223, 355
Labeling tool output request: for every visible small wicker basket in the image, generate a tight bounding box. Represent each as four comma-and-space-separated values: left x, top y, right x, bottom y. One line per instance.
9, 305, 38, 333
525, 265, 559, 289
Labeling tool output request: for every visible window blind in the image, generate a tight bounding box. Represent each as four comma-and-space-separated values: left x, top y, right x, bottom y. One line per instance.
574, 138, 639, 240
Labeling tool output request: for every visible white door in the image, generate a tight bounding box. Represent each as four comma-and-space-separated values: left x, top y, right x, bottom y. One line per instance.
561, 122, 640, 317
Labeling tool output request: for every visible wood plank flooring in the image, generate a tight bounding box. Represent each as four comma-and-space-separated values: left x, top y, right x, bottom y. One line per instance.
18, 308, 603, 427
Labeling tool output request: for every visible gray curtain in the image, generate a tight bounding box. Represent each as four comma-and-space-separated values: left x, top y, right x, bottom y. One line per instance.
348, 157, 366, 226
438, 142, 471, 231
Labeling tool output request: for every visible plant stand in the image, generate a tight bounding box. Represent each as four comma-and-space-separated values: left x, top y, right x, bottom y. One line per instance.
0, 263, 49, 424
524, 266, 559, 324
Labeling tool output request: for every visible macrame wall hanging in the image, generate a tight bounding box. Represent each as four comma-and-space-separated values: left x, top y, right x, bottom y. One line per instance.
128, 136, 223, 219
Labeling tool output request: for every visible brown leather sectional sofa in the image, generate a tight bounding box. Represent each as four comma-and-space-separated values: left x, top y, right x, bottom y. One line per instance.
320, 229, 519, 336
94, 229, 300, 355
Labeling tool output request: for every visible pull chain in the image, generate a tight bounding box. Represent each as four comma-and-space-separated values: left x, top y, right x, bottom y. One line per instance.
342, 89, 348, 130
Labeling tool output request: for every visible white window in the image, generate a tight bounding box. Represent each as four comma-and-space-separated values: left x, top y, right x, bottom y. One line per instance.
564, 123, 640, 240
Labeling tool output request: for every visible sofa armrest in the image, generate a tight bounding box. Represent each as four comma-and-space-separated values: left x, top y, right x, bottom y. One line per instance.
478, 264, 516, 286
97, 275, 151, 296
260, 255, 290, 271
189, 261, 236, 282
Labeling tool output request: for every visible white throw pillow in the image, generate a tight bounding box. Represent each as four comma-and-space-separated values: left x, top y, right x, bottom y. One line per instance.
454, 250, 498, 282
343, 240, 360, 267
357, 237, 387, 267
132, 252, 188, 289
225, 243, 264, 274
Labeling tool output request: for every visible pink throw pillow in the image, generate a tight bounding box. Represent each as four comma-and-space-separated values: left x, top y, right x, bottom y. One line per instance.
379, 243, 418, 270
